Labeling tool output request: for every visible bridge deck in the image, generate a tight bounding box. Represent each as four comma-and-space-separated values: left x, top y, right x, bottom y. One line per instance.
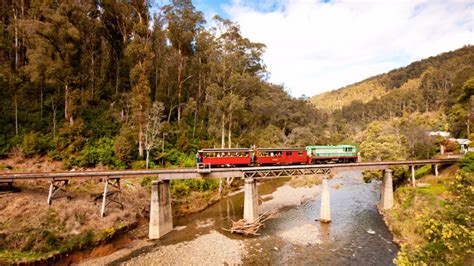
0, 158, 459, 181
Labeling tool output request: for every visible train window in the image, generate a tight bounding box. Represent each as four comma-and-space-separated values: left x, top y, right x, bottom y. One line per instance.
298, 151, 303, 156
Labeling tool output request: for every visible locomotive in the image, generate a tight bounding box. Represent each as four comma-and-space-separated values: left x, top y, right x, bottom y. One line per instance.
196, 145, 358, 167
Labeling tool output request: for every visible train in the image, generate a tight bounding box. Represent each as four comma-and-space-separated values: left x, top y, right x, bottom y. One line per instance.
196, 145, 358, 167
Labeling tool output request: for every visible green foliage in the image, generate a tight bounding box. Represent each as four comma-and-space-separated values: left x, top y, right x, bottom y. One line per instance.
79, 137, 116, 167
139, 176, 155, 188
458, 151, 474, 173
0, 135, 19, 158
170, 180, 190, 196
113, 126, 136, 165
394, 171, 474, 265
170, 178, 220, 196
415, 165, 432, 179
362, 170, 382, 183
161, 149, 195, 167
359, 121, 407, 161
131, 160, 147, 169
21, 132, 51, 157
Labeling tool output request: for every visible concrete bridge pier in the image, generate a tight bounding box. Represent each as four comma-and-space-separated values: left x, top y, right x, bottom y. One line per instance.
319, 176, 331, 223
411, 165, 416, 187
243, 178, 259, 223
379, 169, 394, 210
433, 164, 439, 177
149, 180, 173, 239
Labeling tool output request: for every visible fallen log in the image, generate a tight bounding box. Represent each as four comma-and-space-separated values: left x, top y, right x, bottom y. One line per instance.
222, 210, 277, 236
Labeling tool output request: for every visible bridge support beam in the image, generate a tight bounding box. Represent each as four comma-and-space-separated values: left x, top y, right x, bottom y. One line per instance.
411, 165, 416, 187
100, 178, 123, 217
149, 180, 173, 239
380, 169, 394, 210
243, 178, 259, 223
319, 176, 331, 223
47, 179, 70, 205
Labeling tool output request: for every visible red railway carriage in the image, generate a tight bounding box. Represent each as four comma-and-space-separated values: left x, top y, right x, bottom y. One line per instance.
255, 148, 308, 165
197, 148, 253, 166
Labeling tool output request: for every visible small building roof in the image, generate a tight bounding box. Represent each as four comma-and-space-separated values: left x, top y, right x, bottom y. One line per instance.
429, 131, 451, 137
456, 139, 471, 145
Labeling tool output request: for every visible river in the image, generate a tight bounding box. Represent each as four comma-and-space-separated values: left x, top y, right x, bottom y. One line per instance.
93, 170, 399, 265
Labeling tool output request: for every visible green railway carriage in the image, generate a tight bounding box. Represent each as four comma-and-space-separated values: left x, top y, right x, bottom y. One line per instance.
305, 145, 358, 163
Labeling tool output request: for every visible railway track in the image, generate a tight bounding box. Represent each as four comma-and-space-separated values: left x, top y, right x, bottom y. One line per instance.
0, 158, 460, 181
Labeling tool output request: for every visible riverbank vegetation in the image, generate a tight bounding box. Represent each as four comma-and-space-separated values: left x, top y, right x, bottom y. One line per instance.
385, 159, 473, 265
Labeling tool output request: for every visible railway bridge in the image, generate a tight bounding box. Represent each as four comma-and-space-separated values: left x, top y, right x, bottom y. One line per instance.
0, 158, 459, 239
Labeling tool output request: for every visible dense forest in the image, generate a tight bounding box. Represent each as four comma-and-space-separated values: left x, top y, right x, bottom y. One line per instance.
0, 0, 327, 169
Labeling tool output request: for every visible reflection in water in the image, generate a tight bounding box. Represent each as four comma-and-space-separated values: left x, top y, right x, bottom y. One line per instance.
154, 172, 398, 265
320, 222, 331, 243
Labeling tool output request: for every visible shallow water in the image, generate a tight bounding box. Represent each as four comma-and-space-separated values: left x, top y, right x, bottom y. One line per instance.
140, 171, 399, 265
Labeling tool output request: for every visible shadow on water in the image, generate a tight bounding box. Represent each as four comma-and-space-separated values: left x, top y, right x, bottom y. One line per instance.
156, 171, 399, 265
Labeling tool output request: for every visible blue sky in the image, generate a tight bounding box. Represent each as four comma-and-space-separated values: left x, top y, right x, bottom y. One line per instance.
156, 0, 474, 97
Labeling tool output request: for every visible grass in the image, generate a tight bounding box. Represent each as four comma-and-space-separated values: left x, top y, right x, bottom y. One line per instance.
0, 250, 52, 262
415, 165, 432, 179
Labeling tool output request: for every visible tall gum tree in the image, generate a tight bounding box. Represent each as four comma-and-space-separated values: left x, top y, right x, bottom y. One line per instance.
208, 16, 266, 148
126, 0, 153, 159
163, 0, 204, 124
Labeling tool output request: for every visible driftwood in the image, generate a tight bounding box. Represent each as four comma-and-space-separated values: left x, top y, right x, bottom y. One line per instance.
222, 210, 277, 236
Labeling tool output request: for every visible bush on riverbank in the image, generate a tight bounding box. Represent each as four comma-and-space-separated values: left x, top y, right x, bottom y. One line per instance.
385, 166, 474, 265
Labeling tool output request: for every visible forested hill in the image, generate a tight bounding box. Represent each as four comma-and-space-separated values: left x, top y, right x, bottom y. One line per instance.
311, 45, 474, 162
311, 46, 474, 111
0, 1, 327, 169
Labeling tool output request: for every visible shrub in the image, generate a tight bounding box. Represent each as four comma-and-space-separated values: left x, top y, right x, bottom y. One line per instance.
458, 152, 474, 173
79, 137, 115, 167
131, 160, 146, 169
0, 135, 17, 158
139, 176, 154, 187
170, 178, 220, 196
362, 170, 382, 183
162, 149, 195, 167
113, 126, 136, 165
170, 180, 190, 196
21, 132, 50, 157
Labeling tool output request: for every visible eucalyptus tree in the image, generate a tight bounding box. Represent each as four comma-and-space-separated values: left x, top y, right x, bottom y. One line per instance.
163, 0, 204, 124
207, 16, 266, 148
125, 0, 154, 158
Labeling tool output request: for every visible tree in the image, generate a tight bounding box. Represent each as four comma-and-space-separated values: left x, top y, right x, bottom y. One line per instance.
144, 102, 165, 169
126, 0, 153, 158
163, 0, 204, 124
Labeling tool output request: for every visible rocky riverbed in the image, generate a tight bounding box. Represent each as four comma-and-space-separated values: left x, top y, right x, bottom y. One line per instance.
80, 171, 399, 265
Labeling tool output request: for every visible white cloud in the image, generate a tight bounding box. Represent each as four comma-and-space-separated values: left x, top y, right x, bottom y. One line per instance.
223, 0, 474, 97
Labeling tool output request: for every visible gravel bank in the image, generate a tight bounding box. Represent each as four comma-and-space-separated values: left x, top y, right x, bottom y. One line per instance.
121, 231, 246, 265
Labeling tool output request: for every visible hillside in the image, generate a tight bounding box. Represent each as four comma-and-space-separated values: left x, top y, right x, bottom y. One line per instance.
0, 1, 328, 169
311, 46, 474, 111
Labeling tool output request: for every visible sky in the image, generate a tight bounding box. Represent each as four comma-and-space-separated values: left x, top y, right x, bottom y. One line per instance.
160, 0, 474, 97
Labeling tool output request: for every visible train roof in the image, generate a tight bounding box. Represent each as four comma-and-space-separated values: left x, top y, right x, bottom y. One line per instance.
257, 148, 306, 151
305, 145, 356, 148
198, 148, 252, 153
